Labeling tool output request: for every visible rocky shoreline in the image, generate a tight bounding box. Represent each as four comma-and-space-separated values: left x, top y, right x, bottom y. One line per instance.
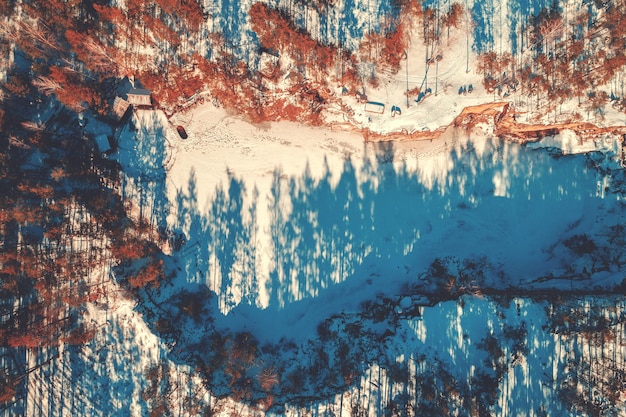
360, 101, 626, 149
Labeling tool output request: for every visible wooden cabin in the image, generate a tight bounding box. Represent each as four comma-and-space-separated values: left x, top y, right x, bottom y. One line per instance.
127, 88, 152, 107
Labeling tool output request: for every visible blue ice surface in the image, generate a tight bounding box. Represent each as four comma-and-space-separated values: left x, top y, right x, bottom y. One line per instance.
69, 106, 626, 416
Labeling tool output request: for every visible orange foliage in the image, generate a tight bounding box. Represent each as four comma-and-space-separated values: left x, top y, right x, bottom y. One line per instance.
478, 52, 511, 79
62, 325, 95, 345
145, 15, 181, 49
93, 3, 125, 24
379, 22, 408, 73
64, 30, 117, 77
64, 29, 83, 54
136, 69, 166, 101
128, 259, 164, 289
7, 332, 43, 348
405, 86, 421, 96
45, 66, 100, 112
154, 0, 204, 31
249, 3, 338, 82
0, 383, 16, 405
10, 205, 41, 224
4, 75, 31, 98
0, 0, 14, 17
17, 182, 54, 200
110, 233, 152, 262
341, 60, 361, 93
443, 3, 464, 28
0, 254, 20, 294
258, 395, 274, 410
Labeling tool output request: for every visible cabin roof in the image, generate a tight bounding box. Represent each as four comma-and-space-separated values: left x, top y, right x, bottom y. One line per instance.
95, 134, 111, 153
128, 88, 151, 96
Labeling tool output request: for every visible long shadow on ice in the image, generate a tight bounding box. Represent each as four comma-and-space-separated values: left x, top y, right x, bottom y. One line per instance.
159, 133, 626, 325
131, 131, 626, 412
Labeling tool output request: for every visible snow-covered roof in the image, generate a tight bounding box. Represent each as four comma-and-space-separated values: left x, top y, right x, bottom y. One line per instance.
365, 101, 385, 114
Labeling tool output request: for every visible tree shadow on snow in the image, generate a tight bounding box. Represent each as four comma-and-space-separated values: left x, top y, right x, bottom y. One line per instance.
130, 128, 626, 413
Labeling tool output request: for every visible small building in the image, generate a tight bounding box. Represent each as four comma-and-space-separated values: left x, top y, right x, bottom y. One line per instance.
364, 101, 385, 114
127, 88, 152, 107
112, 96, 130, 120
95, 134, 111, 154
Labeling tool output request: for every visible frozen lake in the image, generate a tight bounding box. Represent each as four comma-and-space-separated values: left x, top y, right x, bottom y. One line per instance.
105, 108, 626, 415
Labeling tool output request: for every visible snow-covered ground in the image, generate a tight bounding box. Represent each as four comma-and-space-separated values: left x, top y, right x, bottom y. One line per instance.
14, 25, 626, 408
6, 0, 626, 416
337, 22, 494, 134
159, 101, 620, 305
8, 97, 625, 417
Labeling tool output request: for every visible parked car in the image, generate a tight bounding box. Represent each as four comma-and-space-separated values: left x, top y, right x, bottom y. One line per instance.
176, 125, 188, 139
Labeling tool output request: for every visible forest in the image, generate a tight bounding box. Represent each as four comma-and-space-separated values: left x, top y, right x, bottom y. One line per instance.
1, 0, 626, 415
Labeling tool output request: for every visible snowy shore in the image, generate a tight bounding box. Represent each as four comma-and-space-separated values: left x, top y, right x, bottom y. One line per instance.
113, 102, 626, 415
